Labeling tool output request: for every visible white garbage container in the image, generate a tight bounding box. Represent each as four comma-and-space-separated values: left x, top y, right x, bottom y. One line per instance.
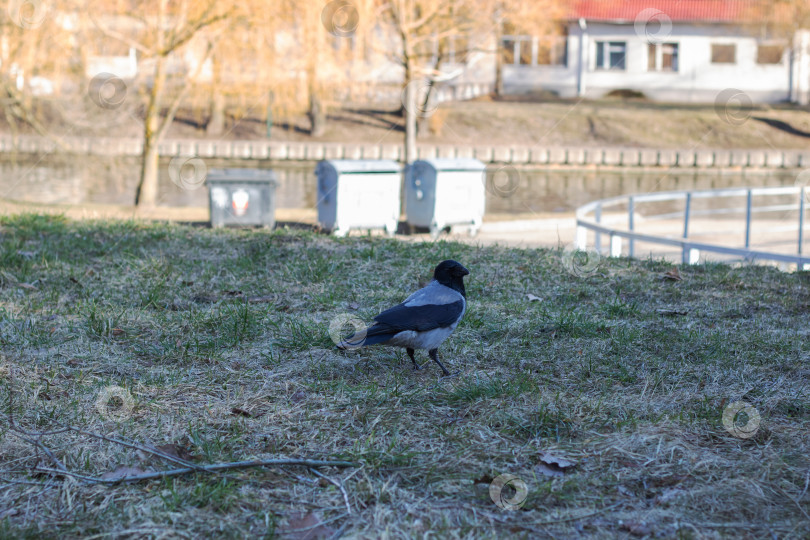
316, 160, 401, 237
405, 158, 486, 238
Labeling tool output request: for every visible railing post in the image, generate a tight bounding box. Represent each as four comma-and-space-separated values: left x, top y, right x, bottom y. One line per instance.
745, 189, 752, 249
610, 234, 622, 257
595, 203, 602, 252
575, 225, 587, 250
681, 192, 692, 264
683, 192, 692, 239
797, 186, 804, 258
628, 196, 635, 258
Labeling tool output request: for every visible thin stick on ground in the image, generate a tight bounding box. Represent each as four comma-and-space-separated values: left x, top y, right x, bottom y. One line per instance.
35, 458, 358, 485
7, 396, 207, 472
56, 423, 208, 472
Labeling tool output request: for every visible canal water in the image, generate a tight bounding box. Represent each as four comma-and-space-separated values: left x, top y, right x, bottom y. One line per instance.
0, 154, 799, 214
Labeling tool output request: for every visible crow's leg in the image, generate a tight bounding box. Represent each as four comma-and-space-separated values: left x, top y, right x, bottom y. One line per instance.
428, 348, 451, 376
407, 348, 421, 370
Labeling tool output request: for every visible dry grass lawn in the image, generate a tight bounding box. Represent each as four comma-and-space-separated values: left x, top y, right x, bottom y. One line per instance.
0, 214, 808, 538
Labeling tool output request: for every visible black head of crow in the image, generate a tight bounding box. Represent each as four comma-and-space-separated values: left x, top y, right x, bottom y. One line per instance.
337, 260, 470, 375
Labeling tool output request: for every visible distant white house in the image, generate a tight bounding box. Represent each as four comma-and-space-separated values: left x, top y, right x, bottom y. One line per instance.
85, 48, 138, 80
502, 0, 810, 104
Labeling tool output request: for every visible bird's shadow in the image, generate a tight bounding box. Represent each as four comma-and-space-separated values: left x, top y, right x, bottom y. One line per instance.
753, 116, 810, 139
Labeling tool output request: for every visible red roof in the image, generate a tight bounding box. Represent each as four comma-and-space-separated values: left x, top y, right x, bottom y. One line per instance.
569, 1, 765, 23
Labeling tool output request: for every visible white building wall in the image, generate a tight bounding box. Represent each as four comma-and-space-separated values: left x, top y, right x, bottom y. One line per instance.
505, 21, 797, 104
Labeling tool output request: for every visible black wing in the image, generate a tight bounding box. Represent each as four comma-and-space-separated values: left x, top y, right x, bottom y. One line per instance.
366, 300, 464, 336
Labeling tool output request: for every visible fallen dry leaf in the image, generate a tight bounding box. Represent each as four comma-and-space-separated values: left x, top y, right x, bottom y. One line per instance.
17, 282, 38, 291
473, 474, 494, 485
537, 451, 576, 476
657, 308, 687, 316
277, 511, 335, 540
662, 267, 682, 281
100, 466, 148, 481
112, 328, 125, 336
231, 407, 255, 418
154, 443, 196, 462
536, 463, 565, 477
526, 293, 542, 302
348, 301, 360, 310
654, 488, 686, 505
620, 521, 654, 536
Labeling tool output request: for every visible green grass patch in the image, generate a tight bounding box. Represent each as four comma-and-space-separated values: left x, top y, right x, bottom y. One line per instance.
0, 214, 808, 538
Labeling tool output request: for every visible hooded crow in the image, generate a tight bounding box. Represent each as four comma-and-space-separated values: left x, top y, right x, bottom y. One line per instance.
337, 260, 470, 375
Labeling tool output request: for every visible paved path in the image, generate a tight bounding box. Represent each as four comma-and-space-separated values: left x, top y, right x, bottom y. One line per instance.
1, 198, 803, 267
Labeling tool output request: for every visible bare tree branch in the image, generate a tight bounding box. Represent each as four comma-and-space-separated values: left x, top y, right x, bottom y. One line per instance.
35, 458, 358, 485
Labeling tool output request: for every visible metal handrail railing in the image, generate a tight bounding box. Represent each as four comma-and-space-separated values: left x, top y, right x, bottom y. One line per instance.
575, 186, 810, 267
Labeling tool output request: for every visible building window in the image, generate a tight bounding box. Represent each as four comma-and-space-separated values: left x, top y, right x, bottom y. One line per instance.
648, 43, 678, 71
501, 36, 533, 65
595, 41, 626, 70
537, 35, 567, 66
757, 43, 784, 64
711, 43, 736, 64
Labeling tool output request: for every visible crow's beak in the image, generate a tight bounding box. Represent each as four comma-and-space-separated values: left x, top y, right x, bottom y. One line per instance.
455, 265, 470, 277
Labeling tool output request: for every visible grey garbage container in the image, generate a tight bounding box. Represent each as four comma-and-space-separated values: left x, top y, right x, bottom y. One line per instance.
316, 160, 401, 236
206, 168, 278, 228
405, 158, 486, 238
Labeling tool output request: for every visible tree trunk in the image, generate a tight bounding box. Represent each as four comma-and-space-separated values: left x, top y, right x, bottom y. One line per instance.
494, 16, 504, 96
308, 93, 326, 137
206, 51, 225, 135
404, 78, 417, 164
136, 138, 160, 207
206, 91, 225, 136
135, 55, 165, 207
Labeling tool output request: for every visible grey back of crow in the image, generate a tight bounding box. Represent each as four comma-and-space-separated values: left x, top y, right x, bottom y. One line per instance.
337, 260, 469, 375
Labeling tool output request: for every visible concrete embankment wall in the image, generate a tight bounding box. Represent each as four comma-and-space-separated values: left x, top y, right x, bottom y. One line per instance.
2, 134, 809, 169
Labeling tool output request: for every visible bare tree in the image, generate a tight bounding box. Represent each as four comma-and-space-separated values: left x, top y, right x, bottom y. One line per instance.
88, 0, 231, 207
0, 0, 73, 142
377, 0, 497, 163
